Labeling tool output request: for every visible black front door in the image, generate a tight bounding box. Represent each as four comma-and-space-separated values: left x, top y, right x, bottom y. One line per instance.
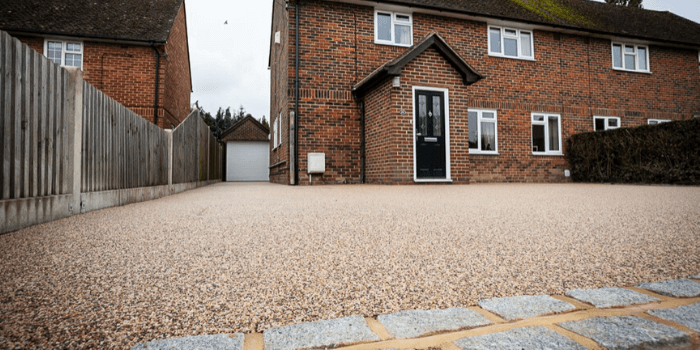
415, 90, 446, 179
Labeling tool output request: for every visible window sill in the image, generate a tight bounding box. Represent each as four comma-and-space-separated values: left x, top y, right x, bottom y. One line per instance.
414, 178, 453, 183
488, 54, 536, 62
612, 67, 652, 74
532, 152, 564, 156
374, 40, 413, 48
469, 150, 499, 155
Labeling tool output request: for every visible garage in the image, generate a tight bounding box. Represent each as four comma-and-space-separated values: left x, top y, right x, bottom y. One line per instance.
220, 116, 270, 182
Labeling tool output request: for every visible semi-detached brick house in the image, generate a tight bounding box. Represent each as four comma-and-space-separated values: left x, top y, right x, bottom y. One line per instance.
269, 0, 700, 185
0, 0, 192, 129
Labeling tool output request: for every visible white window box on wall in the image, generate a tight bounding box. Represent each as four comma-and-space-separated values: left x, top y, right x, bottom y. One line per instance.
374, 10, 413, 47
44, 39, 83, 68
531, 113, 562, 156
593, 116, 620, 131
468, 109, 498, 154
488, 26, 534, 60
612, 42, 650, 73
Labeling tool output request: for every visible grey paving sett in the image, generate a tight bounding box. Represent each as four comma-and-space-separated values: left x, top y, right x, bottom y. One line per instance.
262, 316, 379, 350
559, 316, 689, 350
565, 287, 659, 308
649, 302, 700, 333
478, 295, 576, 320
130, 333, 245, 350
377, 307, 492, 339
637, 279, 700, 298
454, 326, 587, 350
691, 275, 700, 280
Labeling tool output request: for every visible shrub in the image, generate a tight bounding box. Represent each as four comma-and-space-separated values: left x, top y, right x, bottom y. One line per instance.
566, 118, 700, 184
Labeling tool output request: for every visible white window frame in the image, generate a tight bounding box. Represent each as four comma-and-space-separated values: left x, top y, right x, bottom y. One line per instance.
374, 10, 413, 47
412, 86, 451, 183
531, 113, 563, 156
43, 39, 83, 69
468, 109, 498, 155
611, 42, 650, 73
593, 116, 620, 131
273, 115, 279, 149
487, 25, 535, 60
647, 119, 671, 125
277, 115, 282, 147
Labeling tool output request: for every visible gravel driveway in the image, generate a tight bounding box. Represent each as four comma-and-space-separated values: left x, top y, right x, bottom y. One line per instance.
1, 183, 699, 349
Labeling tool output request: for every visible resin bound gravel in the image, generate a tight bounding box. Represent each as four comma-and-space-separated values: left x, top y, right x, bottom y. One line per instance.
1, 183, 699, 349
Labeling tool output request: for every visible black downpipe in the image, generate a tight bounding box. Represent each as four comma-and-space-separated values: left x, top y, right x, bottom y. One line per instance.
360, 100, 365, 184
294, 0, 301, 186
152, 45, 166, 127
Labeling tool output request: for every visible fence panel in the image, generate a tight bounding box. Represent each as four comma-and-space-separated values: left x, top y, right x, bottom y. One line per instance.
1, 31, 69, 200
80, 84, 170, 192
172, 111, 222, 184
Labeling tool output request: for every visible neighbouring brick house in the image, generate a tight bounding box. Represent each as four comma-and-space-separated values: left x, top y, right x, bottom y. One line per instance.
0, 0, 192, 129
269, 0, 700, 185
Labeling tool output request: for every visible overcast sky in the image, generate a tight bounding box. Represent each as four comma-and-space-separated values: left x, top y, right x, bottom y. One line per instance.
186, 0, 700, 120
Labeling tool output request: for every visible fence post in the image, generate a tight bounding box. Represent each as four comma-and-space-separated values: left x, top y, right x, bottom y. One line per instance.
165, 129, 173, 192
64, 67, 83, 215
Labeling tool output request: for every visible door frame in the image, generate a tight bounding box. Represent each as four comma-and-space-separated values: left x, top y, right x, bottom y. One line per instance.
412, 86, 452, 183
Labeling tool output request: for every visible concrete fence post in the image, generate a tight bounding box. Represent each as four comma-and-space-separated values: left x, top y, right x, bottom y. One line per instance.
64, 67, 83, 214
165, 129, 173, 192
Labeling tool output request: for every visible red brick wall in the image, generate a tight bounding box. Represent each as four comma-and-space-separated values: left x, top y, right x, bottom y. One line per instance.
163, 3, 192, 128
285, 0, 700, 184
270, 0, 291, 184
11, 6, 192, 130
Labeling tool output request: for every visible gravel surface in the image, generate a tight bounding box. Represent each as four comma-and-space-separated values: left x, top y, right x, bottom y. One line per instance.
1, 183, 699, 349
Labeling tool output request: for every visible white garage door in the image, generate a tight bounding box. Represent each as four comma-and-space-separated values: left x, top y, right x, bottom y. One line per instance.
226, 141, 270, 182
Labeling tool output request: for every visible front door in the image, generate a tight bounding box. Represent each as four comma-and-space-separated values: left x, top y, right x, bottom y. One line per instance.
415, 90, 446, 179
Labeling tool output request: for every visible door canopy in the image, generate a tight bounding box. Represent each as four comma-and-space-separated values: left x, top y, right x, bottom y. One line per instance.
352, 31, 484, 98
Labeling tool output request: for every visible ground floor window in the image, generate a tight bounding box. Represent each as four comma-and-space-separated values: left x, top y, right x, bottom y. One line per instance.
594, 116, 620, 131
468, 109, 498, 154
648, 119, 671, 125
531, 113, 562, 155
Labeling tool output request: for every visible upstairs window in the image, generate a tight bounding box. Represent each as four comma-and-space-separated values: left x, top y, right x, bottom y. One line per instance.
488, 26, 534, 60
468, 109, 498, 154
44, 40, 83, 68
594, 116, 620, 131
612, 43, 649, 72
531, 113, 562, 155
374, 10, 412, 47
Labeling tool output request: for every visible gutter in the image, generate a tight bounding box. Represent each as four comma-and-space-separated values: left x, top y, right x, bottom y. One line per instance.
1, 29, 167, 45
293, 0, 301, 186
360, 100, 365, 184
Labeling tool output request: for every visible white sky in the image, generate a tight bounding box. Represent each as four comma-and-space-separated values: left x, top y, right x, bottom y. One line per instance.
186, 0, 700, 120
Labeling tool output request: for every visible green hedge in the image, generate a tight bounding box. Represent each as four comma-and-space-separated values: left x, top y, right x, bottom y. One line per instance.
566, 118, 700, 184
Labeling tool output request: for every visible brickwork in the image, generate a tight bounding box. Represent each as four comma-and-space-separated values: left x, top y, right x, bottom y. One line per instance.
163, 4, 192, 127
275, 0, 700, 184
11, 3, 191, 130
270, 0, 291, 184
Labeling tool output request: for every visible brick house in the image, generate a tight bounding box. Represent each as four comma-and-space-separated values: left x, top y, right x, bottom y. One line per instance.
268, 0, 700, 185
0, 0, 192, 129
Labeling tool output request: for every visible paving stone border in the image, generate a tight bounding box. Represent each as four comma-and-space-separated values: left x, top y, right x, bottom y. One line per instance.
377, 308, 491, 339
454, 326, 587, 350
262, 316, 379, 350
559, 316, 689, 350
691, 275, 700, 279
649, 302, 700, 333
478, 295, 576, 321
565, 287, 659, 308
637, 279, 700, 298
130, 333, 245, 350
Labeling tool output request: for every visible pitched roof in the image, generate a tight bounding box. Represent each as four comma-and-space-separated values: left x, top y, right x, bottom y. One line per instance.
353, 32, 484, 97
220, 115, 270, 142
359, 0, 700, 47
0, 0, 183, 43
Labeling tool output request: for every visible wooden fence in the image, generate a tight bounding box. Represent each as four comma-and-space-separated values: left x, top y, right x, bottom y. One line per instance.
1, 31, 71, 201
1, 30, 221, 234
172, 110, 222, 184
